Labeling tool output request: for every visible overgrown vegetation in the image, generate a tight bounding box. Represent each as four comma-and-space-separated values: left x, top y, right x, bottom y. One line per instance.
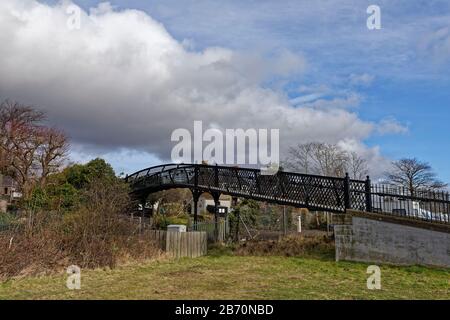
233, 234, 335, 259
0, 155, 161, 280
229, 199, 300, 239
26, 158, 118, 212
0, 101, 162, 280
142, 188, 193, 229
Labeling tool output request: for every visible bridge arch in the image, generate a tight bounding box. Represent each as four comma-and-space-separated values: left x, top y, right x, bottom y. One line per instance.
125, 163, 368, 222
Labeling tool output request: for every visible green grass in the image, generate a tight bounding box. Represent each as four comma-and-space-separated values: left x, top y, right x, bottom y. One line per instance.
0, 252, 448, 300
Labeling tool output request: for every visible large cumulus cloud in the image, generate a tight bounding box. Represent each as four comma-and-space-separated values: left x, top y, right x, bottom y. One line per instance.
0, 0, 392, 175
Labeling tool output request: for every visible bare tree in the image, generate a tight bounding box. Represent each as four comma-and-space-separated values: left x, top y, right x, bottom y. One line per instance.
385, 158, 447, 193
0, 101, 44, 196
0, 146, 8, 174
346, 151, 369, 180
285, 142, 367, 178
312, 143, 348, 177
285, 142, 315, 174
0, 100, 69, 197
36, 127, 69, 187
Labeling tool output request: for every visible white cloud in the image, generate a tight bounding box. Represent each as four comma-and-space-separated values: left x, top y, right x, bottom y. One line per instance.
290, 93, 326, 105
69, 144, 162, 176
376, 117, 409, 135
292, 92, 362, 110
0, 0, 393, 176
418, 27, 450, 65
348, 73, 375, 87
139, 0, 450, 81
337, 139, 391, 178
271, 49, 307, 77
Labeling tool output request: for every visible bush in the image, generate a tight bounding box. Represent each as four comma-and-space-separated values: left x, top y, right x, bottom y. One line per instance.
6, 204, 19, 213
153, 213, 190, 229
0, 212, 15, 225
0, 178, 161, 280
234, 234, 335, 259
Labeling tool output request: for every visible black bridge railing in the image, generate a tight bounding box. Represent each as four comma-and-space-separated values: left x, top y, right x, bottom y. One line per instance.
369, 185, 450, 224
126, 163, 450, 225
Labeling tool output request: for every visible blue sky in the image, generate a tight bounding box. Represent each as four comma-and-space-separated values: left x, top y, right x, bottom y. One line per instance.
3, 0, 450, 182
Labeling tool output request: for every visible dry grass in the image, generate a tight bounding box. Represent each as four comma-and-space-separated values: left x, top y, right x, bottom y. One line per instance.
234, 234, 335, 258
0, 213, 162, 280
0, 253, 449, 300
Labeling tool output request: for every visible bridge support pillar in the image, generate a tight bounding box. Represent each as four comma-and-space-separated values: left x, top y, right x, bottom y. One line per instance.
191, 189, 201, 230
212, 192, 221, 243
148, 200, 154, 216
138, 194, 149, 218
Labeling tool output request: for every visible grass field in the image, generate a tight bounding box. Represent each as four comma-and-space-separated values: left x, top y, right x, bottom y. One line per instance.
0, 251, 449, 300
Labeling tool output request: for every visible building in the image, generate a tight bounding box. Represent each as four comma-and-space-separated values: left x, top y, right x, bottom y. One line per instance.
191, 193, 233, 216
0, 174, 19, 213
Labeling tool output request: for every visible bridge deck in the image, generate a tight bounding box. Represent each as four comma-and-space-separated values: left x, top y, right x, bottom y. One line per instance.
126, 164, 450, 225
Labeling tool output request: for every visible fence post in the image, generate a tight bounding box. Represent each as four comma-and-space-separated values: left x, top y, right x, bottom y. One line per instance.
235, 208, 240, 242
192, 189, 200, 229
344, 172, 351, 210
193, 166, 200, 229
365, 176, 372, 213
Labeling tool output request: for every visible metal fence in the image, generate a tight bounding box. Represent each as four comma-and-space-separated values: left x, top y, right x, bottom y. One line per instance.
188, 219, 229, 243
369, 185, 450, 224
349, 180, 450, 224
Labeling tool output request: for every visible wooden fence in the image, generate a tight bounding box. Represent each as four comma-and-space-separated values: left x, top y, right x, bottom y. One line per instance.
147, 230, 207, 258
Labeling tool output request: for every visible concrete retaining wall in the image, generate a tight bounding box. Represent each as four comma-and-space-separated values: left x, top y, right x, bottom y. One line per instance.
334, 211, 450, 268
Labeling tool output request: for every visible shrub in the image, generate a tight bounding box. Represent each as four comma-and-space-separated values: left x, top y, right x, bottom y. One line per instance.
153, 213, 190, 229
0, 178, 161, 280
234, 234, 335, 259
